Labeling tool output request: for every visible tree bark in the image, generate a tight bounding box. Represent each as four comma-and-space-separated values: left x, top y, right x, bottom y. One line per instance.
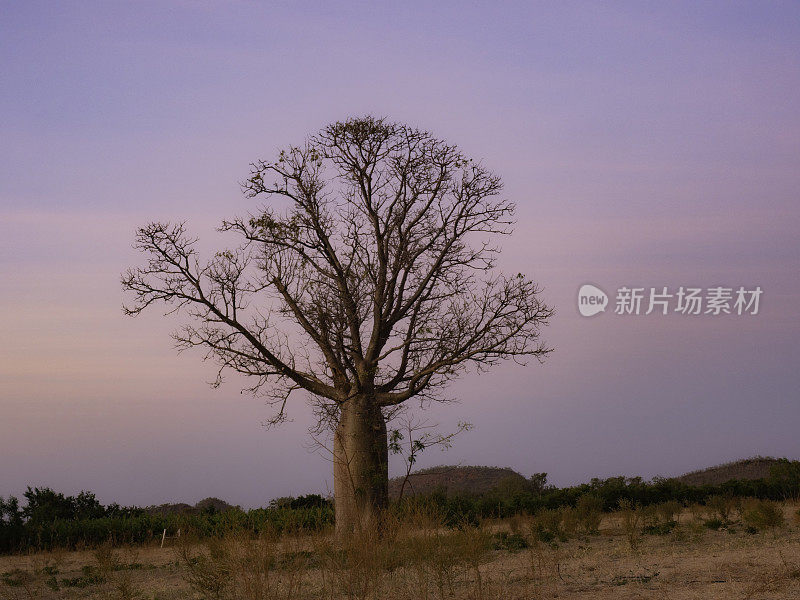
333, 396, 388, 537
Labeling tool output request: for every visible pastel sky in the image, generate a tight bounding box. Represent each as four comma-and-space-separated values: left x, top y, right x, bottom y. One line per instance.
1, 1, 798, 508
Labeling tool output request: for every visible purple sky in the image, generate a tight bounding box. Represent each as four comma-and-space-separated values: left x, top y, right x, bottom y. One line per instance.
1, 1, 799, 508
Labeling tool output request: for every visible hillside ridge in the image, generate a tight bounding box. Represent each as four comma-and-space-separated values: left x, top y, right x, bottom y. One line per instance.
674, 456, 782, 486
388, 465, 531, 498
387, 456, 789, 499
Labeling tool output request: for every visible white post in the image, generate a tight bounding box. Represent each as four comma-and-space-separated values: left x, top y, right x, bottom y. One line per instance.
160, 528, 167, 548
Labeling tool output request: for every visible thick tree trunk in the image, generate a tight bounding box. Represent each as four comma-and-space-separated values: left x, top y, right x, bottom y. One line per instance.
333, 396, 388, 537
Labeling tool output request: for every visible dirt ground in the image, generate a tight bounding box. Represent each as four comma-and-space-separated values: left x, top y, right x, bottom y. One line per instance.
2, 504, 799, 599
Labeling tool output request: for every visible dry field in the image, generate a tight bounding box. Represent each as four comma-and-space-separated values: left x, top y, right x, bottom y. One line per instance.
2, 502, 799, 600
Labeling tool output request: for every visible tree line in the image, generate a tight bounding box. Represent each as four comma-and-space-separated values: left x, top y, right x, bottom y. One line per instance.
2, 460, 798, 553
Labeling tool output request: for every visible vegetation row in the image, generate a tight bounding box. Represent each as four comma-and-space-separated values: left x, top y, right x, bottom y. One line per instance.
2, 459, 799, 553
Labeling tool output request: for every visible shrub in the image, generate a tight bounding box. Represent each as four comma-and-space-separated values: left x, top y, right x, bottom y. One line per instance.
640, 501, 680, 535
493, 531, 528, 552
742, 500, 785, 531
530, 508, 566, 543
643, 520, 677, 535
656, 501, 682, 523
575, 495, 603, 533
559, 506, 579, 536
2, 568, 32, 587
705, 495, 736, 523
617, 499, 641, 550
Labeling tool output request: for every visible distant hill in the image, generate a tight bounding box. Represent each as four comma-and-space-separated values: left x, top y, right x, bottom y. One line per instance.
675, 456, 782, 486
141, 457, 789, 511
146, 497, 237, 515
386, 457, 790, 500
388, 465, 532, 498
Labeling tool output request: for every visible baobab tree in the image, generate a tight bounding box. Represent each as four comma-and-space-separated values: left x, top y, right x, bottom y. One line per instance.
122, 116, 553, 535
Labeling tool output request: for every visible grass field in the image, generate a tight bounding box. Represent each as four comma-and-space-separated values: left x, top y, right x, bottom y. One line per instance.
2, 502, 799, 599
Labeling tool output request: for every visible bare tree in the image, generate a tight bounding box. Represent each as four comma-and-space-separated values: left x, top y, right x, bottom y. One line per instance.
122, 116, 553, 536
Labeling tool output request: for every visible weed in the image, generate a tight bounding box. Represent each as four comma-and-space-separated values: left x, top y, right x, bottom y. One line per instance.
61, 565, 105, 588
493, 531, 528, 552
706, 495, 737, 523
530, 508, 567, 543
575, 495, 603, 534
643, 520, 677, 535
179, 537, 234, 599
617, 499, 642, 550
1, 569, 31, 588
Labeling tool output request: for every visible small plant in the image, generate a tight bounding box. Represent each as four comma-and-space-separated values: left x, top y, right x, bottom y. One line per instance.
493, 531, 529, 552
657, 501, 682, 524
575, 495, 603, 533
44, 575, 60, 591
2, 568, 32, 587
688, 502, 705, 522
526, 538, 563, 597
318, 527, 388, 600
617, 499, 642, 550
643, 520, 677, 535
95, 542, 122, 575
640, 505, 659, 527
530, 508, 567, 543
460, 524, 493, 600
640, 501, 680, 535
1, 567, 51, 598
115, 571, 137, 600
706, 495, 736, 523
179, 537, 234, 599
507, 512, 526, 536
388, 415, 473, 502
560, 506, 579, 537
676, 519, 705, 543
742, 500, 785, 531
61, 565, 106, 588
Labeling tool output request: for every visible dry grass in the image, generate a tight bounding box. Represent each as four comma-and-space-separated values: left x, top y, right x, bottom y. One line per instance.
2, 502, 799, 599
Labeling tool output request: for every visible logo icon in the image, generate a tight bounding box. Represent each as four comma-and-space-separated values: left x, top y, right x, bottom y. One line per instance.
578, 284, 608, 317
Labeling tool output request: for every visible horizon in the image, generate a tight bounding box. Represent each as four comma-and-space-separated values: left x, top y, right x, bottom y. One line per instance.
12, 456, 791, 511
2, 1, 799, 510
